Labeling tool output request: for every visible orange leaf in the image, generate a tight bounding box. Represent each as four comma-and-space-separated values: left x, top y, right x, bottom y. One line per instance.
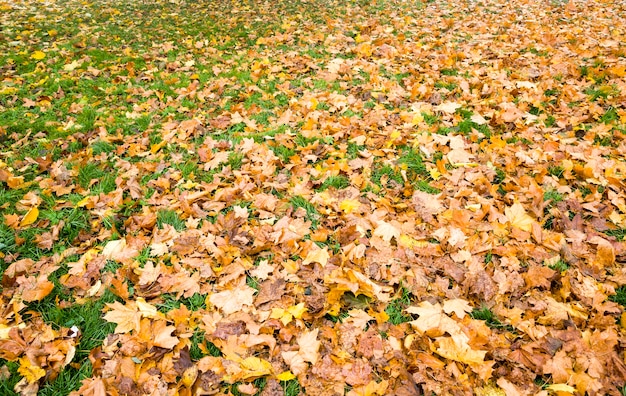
152, 320, 179, 349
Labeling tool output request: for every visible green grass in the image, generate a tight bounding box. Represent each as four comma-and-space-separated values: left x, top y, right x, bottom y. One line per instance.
543, 189, 564, 205
371, 163, 403, 189
385, 285, 414, 325
604, 228, 626, 241
156, 292, 206, 313
469, 306, 514, 331
156, 209, 185, 231
289, 196, 320, 229
547, 165, 565, 178
77, 162, 106, 189
317, 175, 350, 191
548, 259, 569, 272
609, 286, 626, 307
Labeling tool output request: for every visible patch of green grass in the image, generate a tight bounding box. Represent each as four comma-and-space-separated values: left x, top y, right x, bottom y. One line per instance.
77, 162, 106, 189
227, 152, 245, 170
157, 293, 207, 313
414, 180, 440, 194
39, 361, 93, 396
547, 165, 564, 178
470, 306, 514, 331
604, 228, 626, 241
246, 275, 261, 291
385, 285, 414, 325
585, 85, 620, 101
440, 68, 458, 76
317, 175, 350, 191
600, 107, 618, 124
398, 147, 428, 177
609, 286, 626, 307
543, 189, 564, 205
371, 163, 403, 189
281, 378, 302, 396
548, 259, 569, 272
289, 196, 320, 229
189, 329, 208, 360
156, 209, 185, 231
0, 360, 20, 396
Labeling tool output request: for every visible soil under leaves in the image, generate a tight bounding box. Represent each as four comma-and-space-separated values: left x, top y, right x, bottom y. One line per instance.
1, 0, 626, 395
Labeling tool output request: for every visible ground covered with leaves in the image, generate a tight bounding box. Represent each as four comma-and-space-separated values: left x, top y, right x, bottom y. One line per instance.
1, 0, 626, 394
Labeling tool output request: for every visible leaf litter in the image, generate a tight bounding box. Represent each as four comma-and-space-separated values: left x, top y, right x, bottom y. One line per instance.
1, 0, 626, 394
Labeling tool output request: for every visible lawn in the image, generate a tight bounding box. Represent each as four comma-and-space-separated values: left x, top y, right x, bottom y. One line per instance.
1, 0, 626, 394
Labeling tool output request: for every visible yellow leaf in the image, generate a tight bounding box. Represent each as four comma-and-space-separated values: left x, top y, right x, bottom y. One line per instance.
339, 199, 361, 214
181, 365, 198, 388
19, 207, 39, 227
287, 303, 307, 319
435, 337, 486, 365
75, 196, 91, 207
0, 87, 19, 95
505, 202, 534, 232
31, 51, 46, 60
302, 246, 330, 267
17, 357, 46, 383
150, 140, 166, 153
239, 357, 272, 379
399, 234, 428, 249
276, 371, 296, 381
546, 384, 576, 394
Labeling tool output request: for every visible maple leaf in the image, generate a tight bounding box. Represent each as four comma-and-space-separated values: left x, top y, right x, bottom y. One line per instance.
301, 246, 330, 267
17, 357, 45, 383
151, 320, 179, 349
209, 286, 256, 315
103, 301, 141, 333
442, 299, 473, 319
407, 301, 468, 344
505, 202, 534, 232
434, 101, 462, 114
435, 337, 487, 365
297, 328, 321, 364
373, 220, 400, 243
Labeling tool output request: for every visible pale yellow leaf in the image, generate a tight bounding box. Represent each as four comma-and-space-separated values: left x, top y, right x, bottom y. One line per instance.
103, 301, 140, 333
373, 220, 400, 243
505, 202, 534, 232
435, 337, 486, 365
239, 356, 273, 379
302, 246, 330, 267
297, 328, 320, 364
442, 299, 473, 319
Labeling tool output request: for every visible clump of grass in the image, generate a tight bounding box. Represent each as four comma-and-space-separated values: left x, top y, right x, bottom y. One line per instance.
385, 285, 414, 325
609, 286, 626, 307
156, 292, 206, 313
604, 228, 626, 241
289, 196, 320, 228
470, 306, 514, 331
371, 163, 403, 189
547, 165, 564, 178
156, 209, 185, 231
548, 259, 569, 272
543, 189, 564, 205
317, 175, 350, 191
77, 162, 106, 189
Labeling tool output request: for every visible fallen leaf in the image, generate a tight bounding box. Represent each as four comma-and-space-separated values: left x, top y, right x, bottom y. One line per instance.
19, 207, 38, 227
